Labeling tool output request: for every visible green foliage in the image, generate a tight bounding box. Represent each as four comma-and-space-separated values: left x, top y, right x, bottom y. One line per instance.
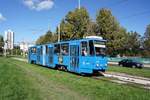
123, 31, 141, 56
13, 46, 22, 55
0, 35, 4, 54
142, 24, 150, 56
143, 24, 150, 50
143, 39, 150, 50
144, 24, 150, 39
96, 8, 119, 36
36, 35, 45, 45
96, 8, 127, 56
86, 21, 99, 36
36, 30, 57, 45
142, 39, 150, 57
59, 7, 90, 40
58, 19, 73, 40
35, 7, 149, 57
0, 35, 4, 47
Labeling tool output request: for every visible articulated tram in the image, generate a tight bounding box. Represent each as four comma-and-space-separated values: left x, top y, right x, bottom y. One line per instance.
28, 36, 108, 74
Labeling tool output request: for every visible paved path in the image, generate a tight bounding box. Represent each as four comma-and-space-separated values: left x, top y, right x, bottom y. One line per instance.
12, 57, 28, 62
104, 72, 150, 86
95, 72, 150, 89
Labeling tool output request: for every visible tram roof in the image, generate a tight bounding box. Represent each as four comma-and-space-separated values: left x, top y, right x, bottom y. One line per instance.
30, 37, 106, 48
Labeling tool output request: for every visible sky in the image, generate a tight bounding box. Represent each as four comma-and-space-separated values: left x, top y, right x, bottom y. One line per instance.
0, 0, 150, 43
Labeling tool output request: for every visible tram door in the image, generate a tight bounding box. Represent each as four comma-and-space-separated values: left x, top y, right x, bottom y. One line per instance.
70, 45, 79, 72
49, 47, 53, 65
37, 47, 40, 64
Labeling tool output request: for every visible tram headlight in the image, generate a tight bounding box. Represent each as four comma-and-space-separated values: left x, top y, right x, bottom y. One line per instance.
96, 64, 99, 67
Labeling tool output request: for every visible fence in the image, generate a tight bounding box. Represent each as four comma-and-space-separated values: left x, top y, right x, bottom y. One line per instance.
108, 57, 150, 64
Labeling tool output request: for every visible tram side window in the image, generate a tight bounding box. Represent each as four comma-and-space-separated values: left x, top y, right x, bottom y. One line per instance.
89, 40, 95, 56
54, 44, 60, 55
70, 46, 79, 56
61, 43, 69, 56
31, 48, 36, 53
70, 46, 75, 56
81, 41, 88, 56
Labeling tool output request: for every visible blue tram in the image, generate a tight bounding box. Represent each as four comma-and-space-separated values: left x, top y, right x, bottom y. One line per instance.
28, 36, 108, 74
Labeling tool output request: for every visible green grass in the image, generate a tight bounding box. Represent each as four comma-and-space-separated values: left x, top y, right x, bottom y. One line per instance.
108, 65, 150, 78
0, 57, 150, 100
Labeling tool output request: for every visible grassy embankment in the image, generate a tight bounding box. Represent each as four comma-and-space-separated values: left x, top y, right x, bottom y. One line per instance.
0, 57, 150, 100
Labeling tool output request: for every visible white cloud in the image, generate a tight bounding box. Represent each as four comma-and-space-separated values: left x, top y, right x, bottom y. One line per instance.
23, 0, 54, 11
0, 13, 6, 22
24, 0, 34, 9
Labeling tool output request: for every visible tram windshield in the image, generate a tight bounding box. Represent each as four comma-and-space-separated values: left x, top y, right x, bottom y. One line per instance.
94, 40, 106, 56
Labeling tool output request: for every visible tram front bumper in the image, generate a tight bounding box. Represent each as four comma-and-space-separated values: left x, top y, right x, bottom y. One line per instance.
94, 63, 107, 70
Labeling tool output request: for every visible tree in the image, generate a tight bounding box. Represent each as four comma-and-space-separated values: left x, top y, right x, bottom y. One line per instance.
59, 7, 90, 40
59, 19, 73, 41
36, 30, 56, 45
0, 35, 4, 47
142, 24, 150, 57
123, 31, 141, 56
44, 30, 54, 43
144, 24, 150, 39
143, 24, 150, 50
36, 35, 45, 45
86, 21, 99, 36
143, 39, 150, 51
0, 35, 4, 54
96, 8, 127, 56
96, 8, 120, 37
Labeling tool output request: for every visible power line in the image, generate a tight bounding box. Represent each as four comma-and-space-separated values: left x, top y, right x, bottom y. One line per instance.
29, 28, 45, 34
120, 10, 150, 20
107, 0, 129, 8
115, 0, 129, 5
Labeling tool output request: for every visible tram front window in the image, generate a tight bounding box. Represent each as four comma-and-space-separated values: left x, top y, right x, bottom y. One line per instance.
94, 40, 106, 56
95, 47, 106, 56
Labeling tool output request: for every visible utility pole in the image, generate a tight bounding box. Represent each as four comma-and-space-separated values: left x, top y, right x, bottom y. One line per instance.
78, 0, 81, 9
58, 24, 60, 42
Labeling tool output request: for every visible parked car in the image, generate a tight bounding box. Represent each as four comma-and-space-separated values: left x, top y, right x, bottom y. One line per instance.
118, 59, 143, 68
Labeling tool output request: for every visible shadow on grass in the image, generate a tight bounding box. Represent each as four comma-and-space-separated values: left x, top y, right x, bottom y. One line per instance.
31, 63, 104, 78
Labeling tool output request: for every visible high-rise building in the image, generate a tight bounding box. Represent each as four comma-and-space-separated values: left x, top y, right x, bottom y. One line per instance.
4, 29, 14, 50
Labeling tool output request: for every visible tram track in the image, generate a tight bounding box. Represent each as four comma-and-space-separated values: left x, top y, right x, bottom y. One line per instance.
93, 72, 150, 89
